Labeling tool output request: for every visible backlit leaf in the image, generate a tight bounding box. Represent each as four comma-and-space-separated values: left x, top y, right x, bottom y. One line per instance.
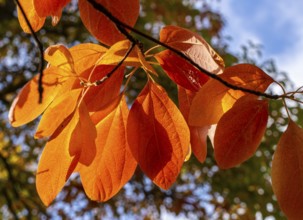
9, 67, 67, 127
159, 25, 225, 75
35, 89, 82, 139
79, 0, 140, 45
127, 81, 190, 189
36, 112, 80, 206
44, 44, 75, 73
33, 0, 70, 18
178, 86, 208, 162
272, 121, 303, 219
156, 50, 209, 91
189, 64, 273, 127
69, 102, 97, 166
70, 43, 108, 75
97, 40, 140, 66
36, 101, 97, 205
17, 0, 45, 33
86, 67, 124, 114
78, 97, 136, 201
214, 97, 269, 169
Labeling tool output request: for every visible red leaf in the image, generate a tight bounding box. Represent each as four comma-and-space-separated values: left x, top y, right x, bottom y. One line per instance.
127, 81, 190, 189
33, 0, 70, 19
79, 0, 139, 45
214, 97, 269, 169
78, 97, 136, 201
156, 50, 209, 91
178, 86, 208, 162
272, 121, 303, 219
159, 25, 225, 75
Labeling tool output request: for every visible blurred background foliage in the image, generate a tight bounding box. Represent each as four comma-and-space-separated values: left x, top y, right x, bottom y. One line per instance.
0, 0, 302, 219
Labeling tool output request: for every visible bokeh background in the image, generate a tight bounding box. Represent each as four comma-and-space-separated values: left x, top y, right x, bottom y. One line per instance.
1, 0, 302, 219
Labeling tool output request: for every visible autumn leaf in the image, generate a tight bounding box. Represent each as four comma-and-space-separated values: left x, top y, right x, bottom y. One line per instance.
35, 89, 82, 139
78, 0, 140, 45
9, 66, 68, 127
97, 40, 141, 67
78, 97, 136, 201
17, 0, 45, 33
86, 67, 124, 115
156, 50, 209, 91
272, 121, 303, 219
189, 64, 273, 127
36, 101, 97, 206
33, 0, 70, 17
33, 0, 70, 25
69, 102, 97, 166
159, 25, 225, 75
178, 86, 208, 162
44, 44, 75, 73
70, 43, 108, 75
214, 97, 269, 169
127, 81, 190, 189
36, 112, 80, 206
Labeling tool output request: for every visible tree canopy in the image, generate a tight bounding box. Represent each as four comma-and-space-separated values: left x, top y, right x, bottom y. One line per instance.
1, 1, 303, 219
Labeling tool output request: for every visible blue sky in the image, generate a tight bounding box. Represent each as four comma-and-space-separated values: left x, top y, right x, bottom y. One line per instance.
211, 0, 303, 87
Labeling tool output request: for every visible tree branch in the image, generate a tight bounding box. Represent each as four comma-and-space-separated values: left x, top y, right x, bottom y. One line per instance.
87, 0, 281, 100
14, 0, 44, 103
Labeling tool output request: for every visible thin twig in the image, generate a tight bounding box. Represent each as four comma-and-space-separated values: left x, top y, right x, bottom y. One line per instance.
81, 41, 136, 87
87, 0, 281, 100
14, 0, 44, 103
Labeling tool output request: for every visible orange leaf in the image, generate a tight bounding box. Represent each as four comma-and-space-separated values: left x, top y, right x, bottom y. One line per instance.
79, 0, 140, 46
70, 43, 108, 75
272, 121, 303, 219
33, 0, 70, 17
178, 86, 208, 163
36, 101, 97, 205
35, 89, 82, 139
86, 67, 124, 115
189, 64, 273, 127
17, 0, 45, 33
9, 67, 67, 127
159, 25, 225, 74
97, 40, 141, 66
155, 50, 209, 91
78, 97, 136, 201
127, 81, 190, 189
69, 102, 97, 166
44, 44, 75, 73
214, 97, 269, 169
36, 112, 80, 206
